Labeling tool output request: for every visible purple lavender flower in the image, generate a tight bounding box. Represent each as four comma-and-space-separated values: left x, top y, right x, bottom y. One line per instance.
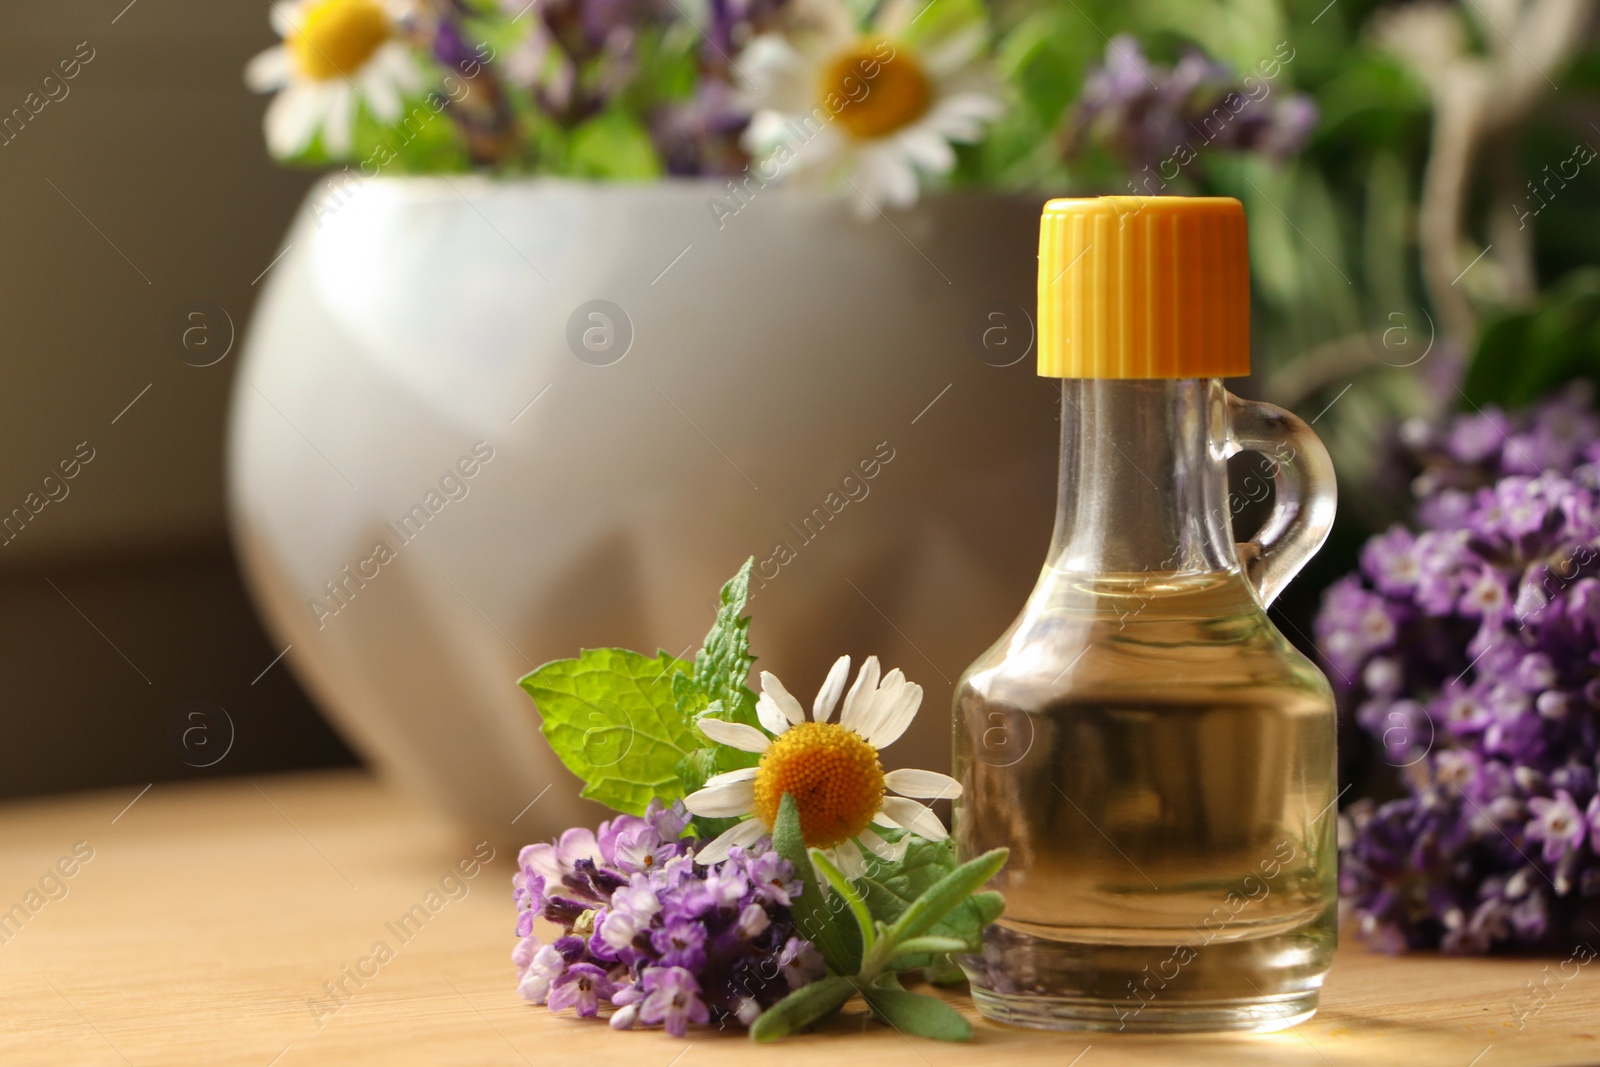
612, 824, 675, 874
1526, 790, 1587, 862
778, 936, 826, 988
731, 846, 801, 906
548, 963, 617, 1017
1067, 35, 1319, 183
598, 873, 661, 949
513, 867, 546, 937
517, 941, 567, 1003
512, 807, 816, 1034
1321, 385, 1600, 954
638, 966, 710, 1036
651, 918, 709, 969
649, 82, 752, 177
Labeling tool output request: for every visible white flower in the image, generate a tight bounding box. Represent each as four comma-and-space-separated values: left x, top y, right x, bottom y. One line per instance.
684, 655, 962, 879
735, 0, 1003, 216
245, 0, 424, 159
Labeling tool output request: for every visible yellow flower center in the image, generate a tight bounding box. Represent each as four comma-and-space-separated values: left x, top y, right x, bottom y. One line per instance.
290, 0, 393, 81
752, 721, 885, 848
820, 41, 932, 140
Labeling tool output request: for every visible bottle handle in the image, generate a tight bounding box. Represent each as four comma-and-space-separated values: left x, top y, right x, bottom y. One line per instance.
1224, 391, 1338, 608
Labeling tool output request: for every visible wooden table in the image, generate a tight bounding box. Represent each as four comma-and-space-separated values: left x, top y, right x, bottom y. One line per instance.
2, 771, 1596, 1066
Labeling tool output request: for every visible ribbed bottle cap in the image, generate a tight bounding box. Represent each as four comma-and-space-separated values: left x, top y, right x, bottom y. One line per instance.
1037, 196, 1250, 379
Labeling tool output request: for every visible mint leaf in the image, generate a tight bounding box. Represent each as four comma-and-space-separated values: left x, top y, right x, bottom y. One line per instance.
674, 744, 746, 840
859, 837, 1006, 962
692, 559, 760, 728
566, 110, 663, 180
519, 649, 695, 815
671, 560, 766, 837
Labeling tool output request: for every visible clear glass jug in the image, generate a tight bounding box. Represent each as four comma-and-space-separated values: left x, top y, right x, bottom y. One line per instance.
953, 198, 1339, 1033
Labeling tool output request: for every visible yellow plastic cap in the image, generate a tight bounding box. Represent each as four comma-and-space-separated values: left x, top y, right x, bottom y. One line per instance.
1037, 196, 1250, 379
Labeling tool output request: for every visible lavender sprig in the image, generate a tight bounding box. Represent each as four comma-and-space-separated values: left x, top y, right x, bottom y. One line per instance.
513, 799, 822, 1034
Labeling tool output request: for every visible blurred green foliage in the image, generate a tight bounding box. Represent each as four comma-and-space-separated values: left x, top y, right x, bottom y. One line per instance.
1465, 271, 1600, 408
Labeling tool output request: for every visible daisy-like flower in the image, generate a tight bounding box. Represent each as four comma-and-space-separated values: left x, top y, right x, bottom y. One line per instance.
684, 655, 962, 877
736, 0, 1003, 215
245, 0, 425, 159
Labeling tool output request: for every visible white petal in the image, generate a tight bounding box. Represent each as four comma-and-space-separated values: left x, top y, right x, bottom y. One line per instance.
897, 129, 955, 175
756, 693, 793, 736
741, 109, 792, 155
875, 0, 918, 35
814, 656, 852, 722
791, 123, 844, 171
270, 1, 301, 38
877, 152, 920, 210
263, 83, 329, 157
694, 818, 767, 865
857, 827, 908, 863
244, 46, 293, 92
361, 65, 402, 123
927, 92, 1005, 139
758, 671, 806, 725
733, 35, 811, 114
851, 668, 905, 745
704, 765, 760, 788
864, 679, 923, 749
881, 796, 949, 842
825, 839, 868, 880
379, 43, 425, 92
885, 768, 963, 800
322, 82, 354, 156
838, 656, 880, 732
696, 717, 772, 753
683, 776, 756, 818
871, 808, 901, 829
921, 25, 987, 79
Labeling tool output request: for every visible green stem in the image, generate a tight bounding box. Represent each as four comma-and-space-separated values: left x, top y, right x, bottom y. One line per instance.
807, 848, 877, 963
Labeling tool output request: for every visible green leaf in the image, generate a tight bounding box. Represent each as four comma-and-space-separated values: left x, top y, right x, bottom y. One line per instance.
673, 744, 748, 840
519, 648, 695, 814
1462, 269, 1600, 409
924, 953, 966, 986
565, 110, 662, 180
808, 848, 877, 961
749, 976, 856, 1043
692, 559, 761, 729
859, 838, 1006, 963
889, 848, 1009, 944
672, 559, 765, 837
891, 936, 969, 958
773, 795, 861, 974
858, 985, 972, 1042
899, 0, 986, 52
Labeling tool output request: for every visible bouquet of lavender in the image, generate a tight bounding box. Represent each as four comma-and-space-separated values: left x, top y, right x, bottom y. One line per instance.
511, 560, 1007, 1040
1318, 384, 1600, 953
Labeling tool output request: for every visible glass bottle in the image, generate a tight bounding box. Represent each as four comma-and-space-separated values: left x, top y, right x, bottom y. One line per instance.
953, 197, 1339, 1033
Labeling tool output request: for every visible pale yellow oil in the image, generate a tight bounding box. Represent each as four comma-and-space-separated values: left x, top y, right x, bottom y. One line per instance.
953, 571, 1338, 1032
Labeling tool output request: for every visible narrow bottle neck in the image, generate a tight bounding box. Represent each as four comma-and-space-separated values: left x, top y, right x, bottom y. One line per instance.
1047, 378, 1238, 576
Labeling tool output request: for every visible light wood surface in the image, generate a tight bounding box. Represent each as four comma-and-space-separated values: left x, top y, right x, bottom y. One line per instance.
2, 770, 1596, 1066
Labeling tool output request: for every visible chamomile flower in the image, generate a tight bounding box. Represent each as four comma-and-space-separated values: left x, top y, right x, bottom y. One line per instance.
245, 0, 424, 159
736, 0, 1002, 215
684, 656, 961, 878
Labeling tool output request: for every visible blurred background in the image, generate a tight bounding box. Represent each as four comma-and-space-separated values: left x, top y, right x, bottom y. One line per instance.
0, 2, 352, 798
5, 0, 1599, 810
